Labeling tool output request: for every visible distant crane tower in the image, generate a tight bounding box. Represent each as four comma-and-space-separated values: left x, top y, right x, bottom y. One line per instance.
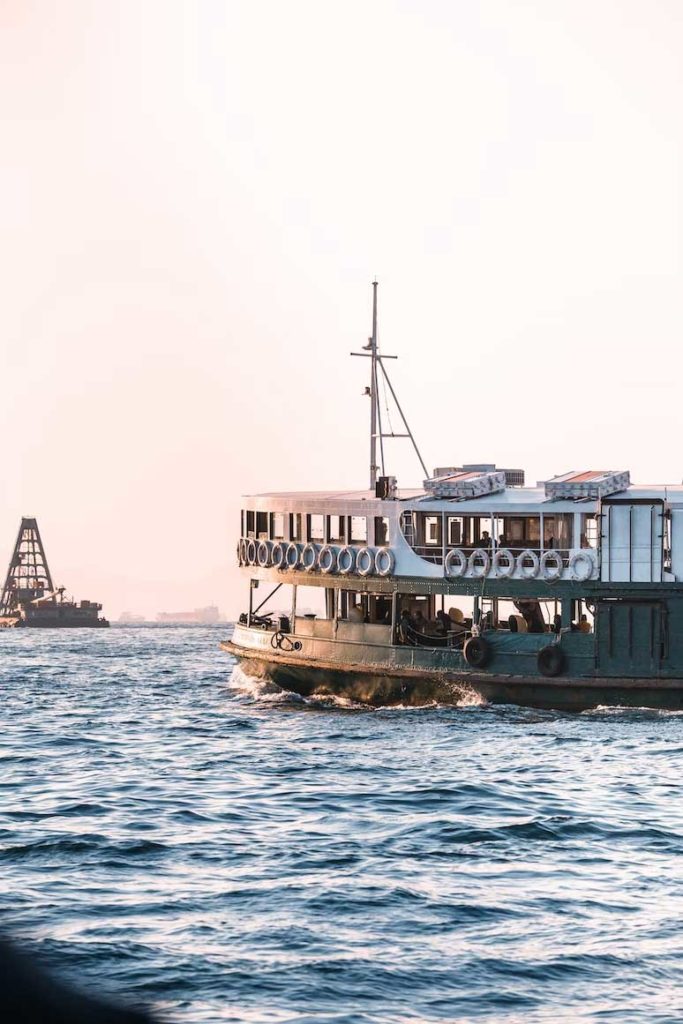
0, 517, 108, 627
0, 518, 54, 617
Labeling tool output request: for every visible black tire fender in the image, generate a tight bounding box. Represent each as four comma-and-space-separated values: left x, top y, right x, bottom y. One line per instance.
463, 635, 491, 669
538, 644, 565, 677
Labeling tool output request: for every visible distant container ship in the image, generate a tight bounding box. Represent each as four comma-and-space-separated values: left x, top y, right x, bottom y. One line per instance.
157, 605, 222, 625
0, 518, 109, 628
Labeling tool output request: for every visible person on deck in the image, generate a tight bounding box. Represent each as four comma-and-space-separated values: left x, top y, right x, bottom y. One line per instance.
412, 609, 427, 634
398, 608, 415, 645
435, 609, 451, 635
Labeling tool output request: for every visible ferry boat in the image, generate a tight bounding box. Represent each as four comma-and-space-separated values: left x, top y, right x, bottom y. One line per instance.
223, 286, 683, 711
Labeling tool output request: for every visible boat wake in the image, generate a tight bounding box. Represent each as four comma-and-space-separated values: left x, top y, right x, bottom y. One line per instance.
227, 664, 487, 711
227, 664, 370, 710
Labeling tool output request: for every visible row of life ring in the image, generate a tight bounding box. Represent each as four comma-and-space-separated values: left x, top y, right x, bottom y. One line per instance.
444, 547, 594, 582
238, 539, 396, 577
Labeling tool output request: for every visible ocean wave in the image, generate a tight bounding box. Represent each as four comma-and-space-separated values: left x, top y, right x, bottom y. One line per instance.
3, 625, 683, 1023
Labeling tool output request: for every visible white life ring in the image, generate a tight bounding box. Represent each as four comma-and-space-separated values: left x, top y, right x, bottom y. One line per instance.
302, 543, 319, 572
375, 548, 395, 577
492, 548, 515, 578
271, 541, 285, 569
246, 539, 258, 565
238, 539, 247, 566
285, 542, 300, 570
257, 540, 271, 567
319, 545, 338, 574
540, 550, 563, 582
356, 547, 375, 577
468, 548, 491, 578
518, 549, 540, 579
337, 546, 356, 575
570, 550, 594, 581
444, 548, 467, 578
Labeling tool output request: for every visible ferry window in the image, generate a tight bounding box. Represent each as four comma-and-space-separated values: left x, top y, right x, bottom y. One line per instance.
309, 514, 324, 542
423, 515, 441, 546
290, 513, 303, 542
506, 518, 525, 544
246, 511, 255, 538
400, 511, 416, 543
664, 513, 672, 568
500, 516, 540, 547
256, 512, 268, 538
374, 516, 389, 546
328, 515, 345, 542
544, 513, 573, 550
581, 514, 598, 548
475, 517, 494, 545
350, 516, 367, 544
271, 513, 285, 540
447, 517, 463, 546
581, 516, 598, 548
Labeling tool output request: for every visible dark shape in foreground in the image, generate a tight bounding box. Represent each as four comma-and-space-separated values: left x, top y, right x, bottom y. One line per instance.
0, 937, 153, 1023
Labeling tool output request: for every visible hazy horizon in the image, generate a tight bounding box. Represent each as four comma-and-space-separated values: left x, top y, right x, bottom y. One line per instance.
2, 1, 682, 620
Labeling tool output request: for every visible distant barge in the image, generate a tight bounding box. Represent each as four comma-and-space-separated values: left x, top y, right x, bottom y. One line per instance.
0, 518, 108, 628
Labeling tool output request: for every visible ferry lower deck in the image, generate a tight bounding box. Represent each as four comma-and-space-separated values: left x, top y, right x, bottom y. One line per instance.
224, 573, 683, 711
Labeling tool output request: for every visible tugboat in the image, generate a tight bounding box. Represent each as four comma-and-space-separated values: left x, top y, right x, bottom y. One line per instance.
0, 518, 109, 628
223, 285, 683, 711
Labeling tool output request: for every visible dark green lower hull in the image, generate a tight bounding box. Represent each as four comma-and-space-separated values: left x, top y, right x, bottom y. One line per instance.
224, 643, 683, 712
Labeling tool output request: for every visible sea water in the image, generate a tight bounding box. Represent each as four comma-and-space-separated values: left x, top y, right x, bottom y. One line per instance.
1, 625, 683, 1023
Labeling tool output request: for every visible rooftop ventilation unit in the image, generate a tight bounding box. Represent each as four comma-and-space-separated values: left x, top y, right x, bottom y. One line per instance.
544, 470, 630, 500
432, 465, 525, 488
424, 469, 506, 499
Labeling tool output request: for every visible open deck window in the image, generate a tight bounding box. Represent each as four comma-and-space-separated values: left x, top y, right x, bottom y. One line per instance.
374, 516, 389, 546
308, 514, 324, 542
270, 513, 285, 540
447, 516, 463, 546
498, 516, 540, 549
245, 510, 255, 538
328, 515, 345, 543
290, 513, 303, 542
423, 516, 441, 546
349, 516, 367, 544
581, 513, 598, 548
256, 512, 268, 539
543, 513, 573, 550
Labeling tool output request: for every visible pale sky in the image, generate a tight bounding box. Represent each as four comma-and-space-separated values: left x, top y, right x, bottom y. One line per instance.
1, 1, 682, 620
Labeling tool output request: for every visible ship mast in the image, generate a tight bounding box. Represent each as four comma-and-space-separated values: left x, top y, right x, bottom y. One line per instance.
369, 280, 379, 489
351, 282, 428, 490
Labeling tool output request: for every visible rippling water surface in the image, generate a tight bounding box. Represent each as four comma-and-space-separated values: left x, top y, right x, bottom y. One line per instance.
2, 625, 683, 1022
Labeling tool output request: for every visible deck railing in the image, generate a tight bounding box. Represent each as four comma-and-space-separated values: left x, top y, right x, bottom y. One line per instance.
409, 545, 576, 567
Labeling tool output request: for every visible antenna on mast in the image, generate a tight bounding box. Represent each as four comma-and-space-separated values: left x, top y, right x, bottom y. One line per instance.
351, 281, 428, 490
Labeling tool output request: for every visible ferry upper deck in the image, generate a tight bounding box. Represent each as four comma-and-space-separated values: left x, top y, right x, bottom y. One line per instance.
238, 468, 683, 587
